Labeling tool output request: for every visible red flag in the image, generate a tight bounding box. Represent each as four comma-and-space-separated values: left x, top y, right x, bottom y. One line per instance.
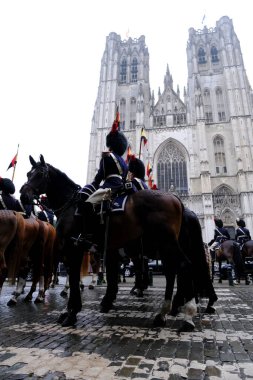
7, 154, 17, 170
146, 162, 152, 177
148, 175, 153, 189
126, 146, 133, 163
141, 127, 148, 145
111, 106, 120, 132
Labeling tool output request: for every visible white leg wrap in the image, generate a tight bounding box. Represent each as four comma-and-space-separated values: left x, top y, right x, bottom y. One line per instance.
39, 276, 44, 292
183, 298, 197, 325
16, 278, 26, 295
160, 300, 172, 318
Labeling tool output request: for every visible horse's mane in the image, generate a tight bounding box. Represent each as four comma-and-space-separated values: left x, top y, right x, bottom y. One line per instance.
47, 163, 81, 191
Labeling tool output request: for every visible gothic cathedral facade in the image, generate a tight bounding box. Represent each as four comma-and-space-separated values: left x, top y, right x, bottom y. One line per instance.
86, 16, 253, 243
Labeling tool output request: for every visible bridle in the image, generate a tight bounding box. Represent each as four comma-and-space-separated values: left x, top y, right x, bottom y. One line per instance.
23, 164, 50, 196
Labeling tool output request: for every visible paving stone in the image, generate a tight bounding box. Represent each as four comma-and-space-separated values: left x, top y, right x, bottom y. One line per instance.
2, 278, 253, 379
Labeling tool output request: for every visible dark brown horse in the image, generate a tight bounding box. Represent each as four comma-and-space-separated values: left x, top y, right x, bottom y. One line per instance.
215, 239, 245, 285
20, 155, 197, 331
241, 240, 253, 283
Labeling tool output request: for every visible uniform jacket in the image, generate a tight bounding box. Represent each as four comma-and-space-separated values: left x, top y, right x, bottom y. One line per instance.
235, 226, 251, 243
93, 152, 128, 191
0, 192, 32, 217
132, 177, 148, 191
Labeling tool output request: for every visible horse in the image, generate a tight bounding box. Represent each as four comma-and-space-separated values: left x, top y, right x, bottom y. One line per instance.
0, 210, 19, 293
20, 154, 197, 331
4, 215, 57, 305
215, 239, 245, 285
240, 240, 253, 283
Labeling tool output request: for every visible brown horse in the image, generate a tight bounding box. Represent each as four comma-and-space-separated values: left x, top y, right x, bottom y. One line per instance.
0, 210, 19, 292
215, 239, 245, 285
6, 216, 57, 305
20, 154, 197, 331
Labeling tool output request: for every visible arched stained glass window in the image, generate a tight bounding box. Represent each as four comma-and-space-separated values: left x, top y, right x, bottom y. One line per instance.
130, 97, 136, 129
214, 135, 227, 174
211, 46, 219, 62
120, 58, 127, 83
157, 142, 188, 194
120, 98, 126, 130
216, 88, 226, 121
131, 57, 138, 82
198, 47, 206, 64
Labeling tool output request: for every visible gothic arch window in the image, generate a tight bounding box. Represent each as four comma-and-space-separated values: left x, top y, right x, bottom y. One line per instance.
198, 47, 206, 64
157, 141, 188, 194
213, 135, 227, 174
130, 97, 136, 129
211, 45, 219, 63
119, 98, 126, 130
203, 88, 213, 122
216, 88, 226, 121
120, 58, 127, 83
131, 57, 138, 83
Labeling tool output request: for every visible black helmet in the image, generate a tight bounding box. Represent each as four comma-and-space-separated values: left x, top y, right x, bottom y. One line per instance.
236, 218, 246, 228
214, 218, 223, 228
0, 178, 15, 194
128, 156, 145, 180
106, 130, 128, 156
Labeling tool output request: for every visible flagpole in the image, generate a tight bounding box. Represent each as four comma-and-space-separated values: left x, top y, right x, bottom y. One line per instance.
12, 144, 19, 183
138, 136, 142, 159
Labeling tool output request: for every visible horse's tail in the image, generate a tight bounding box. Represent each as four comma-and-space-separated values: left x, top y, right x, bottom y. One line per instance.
80, 253, 90, 278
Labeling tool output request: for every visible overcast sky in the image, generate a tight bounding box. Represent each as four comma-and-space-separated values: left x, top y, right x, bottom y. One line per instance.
1, 0, 253, 195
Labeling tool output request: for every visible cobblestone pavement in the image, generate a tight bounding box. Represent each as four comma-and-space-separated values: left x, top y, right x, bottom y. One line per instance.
1, 276, 253, 380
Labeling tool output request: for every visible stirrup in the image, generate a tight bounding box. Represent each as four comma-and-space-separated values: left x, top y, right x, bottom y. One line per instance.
71, 234, 93, 250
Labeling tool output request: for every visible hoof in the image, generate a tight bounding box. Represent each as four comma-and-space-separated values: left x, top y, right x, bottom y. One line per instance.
205, 305, 216, 314
60, 290, 68, 298
100, 303, 113, 313
153, 314, 166, 327
177, 321, 195, 333
80, 284, 85, 291
57, 312, 69, 324
7, 298, 17, 307
169, 307, 179, 317
100, 299, 114, 313
218, 279, 222, 284
24, 295, 32, 302
88, 284, 95, 290
34, 297, 44, 304
61, 313, 77, 327
134, 289, 144, 297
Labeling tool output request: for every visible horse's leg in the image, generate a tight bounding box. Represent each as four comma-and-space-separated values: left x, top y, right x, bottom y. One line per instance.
58, 246, 83, 327
7, 272, 28, 306
34, 276, 45, 303
100, 249, 119, 312
60, 274, 70, 297
0, 266, 8, 295
218, 261, 222, 283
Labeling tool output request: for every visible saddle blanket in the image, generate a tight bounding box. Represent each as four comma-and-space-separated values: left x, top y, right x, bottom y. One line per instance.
111, 194, 128, 212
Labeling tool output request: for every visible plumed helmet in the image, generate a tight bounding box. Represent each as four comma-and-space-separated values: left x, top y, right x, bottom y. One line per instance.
106, 130, 128, 156
236, 218, 246, 228
128, 156, 145, 180
0, 178, 15, 194
214, 218, 223, 228
106, 111, 128, 156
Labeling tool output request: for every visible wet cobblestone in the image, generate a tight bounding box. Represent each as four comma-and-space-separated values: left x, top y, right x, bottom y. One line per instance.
1, 277, 253, 379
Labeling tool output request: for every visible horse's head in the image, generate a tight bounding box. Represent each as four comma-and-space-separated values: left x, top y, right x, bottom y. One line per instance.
20, 154, 49, 205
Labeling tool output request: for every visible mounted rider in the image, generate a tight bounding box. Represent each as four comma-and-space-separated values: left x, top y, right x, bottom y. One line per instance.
127, 155, 148, 191
235, 218, 251, 248
74, 111, 129, 249
33, 194, 56, 226
208, 218, 230, 260
0, 177, 32, 217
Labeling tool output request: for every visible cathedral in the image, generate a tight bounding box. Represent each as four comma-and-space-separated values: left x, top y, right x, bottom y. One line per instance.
86, 16, 253, 243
